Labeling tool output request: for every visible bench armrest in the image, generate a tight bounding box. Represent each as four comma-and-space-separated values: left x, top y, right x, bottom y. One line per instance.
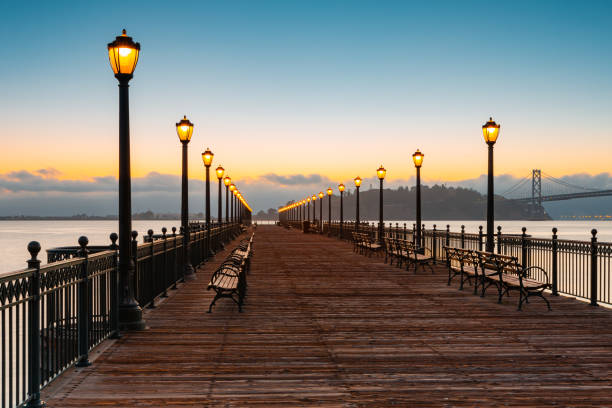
523, 266, 550, 285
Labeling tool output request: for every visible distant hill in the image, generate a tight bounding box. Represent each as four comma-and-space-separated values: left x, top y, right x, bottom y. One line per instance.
254, 185, 550, 221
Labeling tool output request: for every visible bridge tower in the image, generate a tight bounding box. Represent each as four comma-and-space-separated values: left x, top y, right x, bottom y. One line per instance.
531, 169, 544, 218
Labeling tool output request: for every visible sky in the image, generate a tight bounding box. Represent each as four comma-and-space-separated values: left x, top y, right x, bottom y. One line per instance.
1, 0, 611, 214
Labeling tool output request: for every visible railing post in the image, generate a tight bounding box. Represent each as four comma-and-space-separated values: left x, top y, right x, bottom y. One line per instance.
179, 227, 186, 282
432, 224, 437, 263
147, 230, 156, 309
172, 227, 179, 289
26, 242, 46, 408
552, 227, 558, 296
161, 228, 169, 298
460, 225, 465, 249
497, 226, 502, 254
590, 229, 598, 307
478, 226, 483, 251
403, 223, 407, 240
412, 223, 416, 244
131, 231, 139, 303
109, 233, 121, 339
445, 225, 450, 249
521, 227, 527, 270
76, 236, 92, 367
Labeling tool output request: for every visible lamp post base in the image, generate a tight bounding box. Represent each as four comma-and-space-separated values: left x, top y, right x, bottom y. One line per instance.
119, 304, 146, 331
183, 264, 196, 281
25, 399, 46, 408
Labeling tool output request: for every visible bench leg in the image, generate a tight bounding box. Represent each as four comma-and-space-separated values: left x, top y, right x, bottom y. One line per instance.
425, 262, 435, 274
208, 293, 222, 313
480, 278, 488, 297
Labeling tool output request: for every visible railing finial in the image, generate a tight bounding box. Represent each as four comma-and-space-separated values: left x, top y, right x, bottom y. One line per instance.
27, 241, 41, 261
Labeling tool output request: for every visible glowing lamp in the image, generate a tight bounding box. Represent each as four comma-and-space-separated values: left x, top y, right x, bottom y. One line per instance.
224, 176, 231, 186
354, 176, 362, 187
312, 195, 316, 201
201, 148, 214, 167
229, 183, 236, 192
216, 165, 225, 179
327, 188, 333, 196
482, 117, 500, 145
377, 165, 386, 180
318, 192, 324, 199
338, 183, 345, 192
412, 149, 424, 168
107, 29, 140, 77
176, 115, 194, 142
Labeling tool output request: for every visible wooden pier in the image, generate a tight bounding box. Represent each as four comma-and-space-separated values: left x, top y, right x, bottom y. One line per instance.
42, 225, 612, 407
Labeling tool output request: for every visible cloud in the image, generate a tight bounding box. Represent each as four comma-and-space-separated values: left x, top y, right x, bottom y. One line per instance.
1, 169, 611, 216
35, 168, 61, 178
0, 170, 183, 194
259, 173, 331, 186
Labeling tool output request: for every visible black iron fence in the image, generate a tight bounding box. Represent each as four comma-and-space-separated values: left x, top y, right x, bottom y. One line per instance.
0, 222, 241, 408
288, 220, 612, 308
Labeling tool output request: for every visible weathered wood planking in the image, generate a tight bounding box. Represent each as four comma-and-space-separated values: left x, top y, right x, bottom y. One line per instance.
42, 226, 612, 407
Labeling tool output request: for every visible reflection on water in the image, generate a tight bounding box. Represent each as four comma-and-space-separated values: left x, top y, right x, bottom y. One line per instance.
0, 220, 181, 274
1, 219, 611, 274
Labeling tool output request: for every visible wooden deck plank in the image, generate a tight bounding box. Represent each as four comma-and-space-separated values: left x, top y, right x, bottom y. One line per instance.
42, 225, 612, 407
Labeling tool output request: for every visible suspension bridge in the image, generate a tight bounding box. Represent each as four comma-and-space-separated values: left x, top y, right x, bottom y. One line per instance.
498, 169, 612, 218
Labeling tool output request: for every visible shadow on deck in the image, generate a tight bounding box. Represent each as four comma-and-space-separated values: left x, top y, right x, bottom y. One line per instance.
42, 225, 612, 407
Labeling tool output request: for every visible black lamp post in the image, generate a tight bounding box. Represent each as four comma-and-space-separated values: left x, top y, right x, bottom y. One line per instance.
307, 198, 311, 223
483, 117, 501, 253
108, 29, 144, 330
224, 176, 231, 223
377, 165, 386, 244
412, 150, 424, 253
229, 183, 236, 222
202, 148, 214, 257
338, 183, 345, 238
327, 188, 333, 234
176, 115, 195, 280
354, 176, 362, 232
318, 192, 324, 233
216, 165, 224, 226
236, 190, 241, 223
312, 195, 317, 225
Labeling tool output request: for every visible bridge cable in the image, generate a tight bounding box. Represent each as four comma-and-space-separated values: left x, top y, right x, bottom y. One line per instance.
542, 172, 599, 192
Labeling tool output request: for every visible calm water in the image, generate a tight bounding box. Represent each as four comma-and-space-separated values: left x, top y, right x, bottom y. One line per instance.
1, 219, 611, 274
0, 220, 182, 275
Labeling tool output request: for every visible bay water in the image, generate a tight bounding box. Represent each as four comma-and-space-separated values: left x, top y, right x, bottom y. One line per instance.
1, 219, 611, 274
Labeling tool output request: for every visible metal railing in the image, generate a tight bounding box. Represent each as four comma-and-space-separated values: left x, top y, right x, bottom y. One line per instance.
314, 221, 612, 307
0, 222, 242, 408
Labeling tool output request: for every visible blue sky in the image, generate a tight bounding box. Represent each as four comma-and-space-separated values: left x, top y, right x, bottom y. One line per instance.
1, 0, 611, 213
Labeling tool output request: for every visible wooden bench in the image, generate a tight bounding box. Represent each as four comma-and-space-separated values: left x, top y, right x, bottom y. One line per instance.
207, 233, 254, 313
309, 223, 321, 234
444, 247, 480, 293
352, 232, 382, 256
444, 247, 552, 310
385, 238, 434, 273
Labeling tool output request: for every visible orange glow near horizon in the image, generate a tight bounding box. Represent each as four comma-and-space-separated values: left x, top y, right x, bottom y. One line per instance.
3, 158, 611, 186
2, 120, 611, 184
